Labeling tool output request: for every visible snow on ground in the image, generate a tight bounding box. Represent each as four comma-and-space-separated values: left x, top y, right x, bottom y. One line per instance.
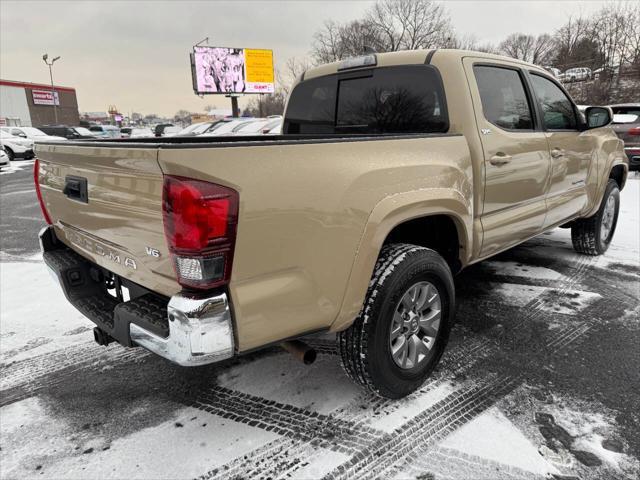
482, 261, 564, 280
216, 350, 361, 415
440, 406, 560, 476
0, 159, 34, 176
0, 261, 89, 363
2, 397, 279, 479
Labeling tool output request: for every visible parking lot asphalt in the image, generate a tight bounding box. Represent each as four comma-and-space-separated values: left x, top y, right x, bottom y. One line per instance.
1, 162, 639, 479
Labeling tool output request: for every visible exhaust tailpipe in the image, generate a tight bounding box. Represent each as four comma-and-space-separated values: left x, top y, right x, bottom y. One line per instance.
281, 340, 317, 365
93, 327, 113, 347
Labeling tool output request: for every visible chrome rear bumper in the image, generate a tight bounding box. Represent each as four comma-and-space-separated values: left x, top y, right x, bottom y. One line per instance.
40, 225, 235, 367
130, 292, 234, 366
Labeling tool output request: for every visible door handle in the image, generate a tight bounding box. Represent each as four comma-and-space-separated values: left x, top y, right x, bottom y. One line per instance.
489, 153, 512, 166
551, 148, 565, 158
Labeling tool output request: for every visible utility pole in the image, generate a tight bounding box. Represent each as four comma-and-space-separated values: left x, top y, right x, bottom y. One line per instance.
42, 54, 61, 124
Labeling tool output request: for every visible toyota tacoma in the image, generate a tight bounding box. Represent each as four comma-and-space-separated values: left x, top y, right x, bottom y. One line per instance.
35, 49, 628, 398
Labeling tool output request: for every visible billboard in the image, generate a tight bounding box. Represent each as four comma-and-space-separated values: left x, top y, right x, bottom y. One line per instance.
191, 46, 274, 95
32, 89, 60, 106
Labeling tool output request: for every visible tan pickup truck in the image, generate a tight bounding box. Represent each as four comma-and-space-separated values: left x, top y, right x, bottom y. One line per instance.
36, 49, 628, 398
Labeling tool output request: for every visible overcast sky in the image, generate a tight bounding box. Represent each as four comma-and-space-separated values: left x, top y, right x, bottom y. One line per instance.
1, 0, 610, 117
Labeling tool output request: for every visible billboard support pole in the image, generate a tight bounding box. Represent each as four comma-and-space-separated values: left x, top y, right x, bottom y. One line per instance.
231, 96, 239, 118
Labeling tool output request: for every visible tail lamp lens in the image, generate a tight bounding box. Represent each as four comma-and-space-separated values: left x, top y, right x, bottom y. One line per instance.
629, 127, 640, 136
34, 159, 52, 225
162, 175, 238, 290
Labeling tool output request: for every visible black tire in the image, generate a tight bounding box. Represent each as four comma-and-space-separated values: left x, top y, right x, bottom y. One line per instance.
4, 147, 14, 162
338, 244, 455, 399
571, 179, 620, 255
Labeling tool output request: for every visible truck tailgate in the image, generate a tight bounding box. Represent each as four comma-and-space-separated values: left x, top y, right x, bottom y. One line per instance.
36, 143, 179, 297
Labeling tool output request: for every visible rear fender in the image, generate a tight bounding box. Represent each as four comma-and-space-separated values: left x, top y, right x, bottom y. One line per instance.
330, 188, 472, 332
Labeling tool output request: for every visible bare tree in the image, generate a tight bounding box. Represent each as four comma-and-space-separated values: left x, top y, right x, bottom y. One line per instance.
499, 33, 555, 65
626, 5, 640, 67
243, 91, 287, 117
448, 34, 497, 54
553, 13, 593, 68
312, 20, 348, 63
277, 56, 314, 95
311, 0, 454, 63
590, 2, 640, 70
366, 0, 453, 51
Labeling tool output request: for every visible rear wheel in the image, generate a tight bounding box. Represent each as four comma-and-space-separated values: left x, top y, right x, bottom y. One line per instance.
571, 179, 620, 255
338, 244, 455, 399
4, 147, 14, 162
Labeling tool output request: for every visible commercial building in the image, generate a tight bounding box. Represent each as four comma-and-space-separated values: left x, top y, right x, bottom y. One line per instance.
0, 79, 80, 127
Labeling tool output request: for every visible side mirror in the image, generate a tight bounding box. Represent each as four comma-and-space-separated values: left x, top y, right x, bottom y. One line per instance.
584, 106, 613, 129
18, 133, 27, 138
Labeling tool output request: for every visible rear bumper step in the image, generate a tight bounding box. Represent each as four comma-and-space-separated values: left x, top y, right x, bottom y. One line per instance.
39, 226, 234, 366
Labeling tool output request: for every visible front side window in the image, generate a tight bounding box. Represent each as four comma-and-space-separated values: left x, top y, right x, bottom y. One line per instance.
530, 74, 577, 130
284, 65, 448, 135
473, 65, 533, 130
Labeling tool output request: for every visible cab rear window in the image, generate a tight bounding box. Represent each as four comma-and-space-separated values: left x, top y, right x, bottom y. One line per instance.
284, 65, 448, 135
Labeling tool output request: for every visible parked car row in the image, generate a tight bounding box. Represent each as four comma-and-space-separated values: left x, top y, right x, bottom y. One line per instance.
162, 116, 283, 138
545, 65, 627, 84
0, 117, 284, 156
200, 116, 283, 137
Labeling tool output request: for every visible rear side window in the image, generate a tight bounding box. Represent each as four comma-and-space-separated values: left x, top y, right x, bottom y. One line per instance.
530, 74, 577, 130
284, 65, 448, 135
474, 66, 533, 130
284, 76, 336, 134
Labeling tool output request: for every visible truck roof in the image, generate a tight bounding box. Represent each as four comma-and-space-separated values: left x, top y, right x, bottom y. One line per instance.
302, 48, 544, 81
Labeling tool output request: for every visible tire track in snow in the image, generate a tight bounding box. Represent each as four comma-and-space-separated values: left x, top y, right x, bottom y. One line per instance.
187, 384, 386, 454
0, 342, 149, 407
323, 375, 521, 480
193, 254, 603, 479
401, 445, 549, 480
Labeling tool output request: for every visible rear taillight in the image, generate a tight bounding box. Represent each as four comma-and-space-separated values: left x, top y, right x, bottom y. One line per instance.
34, 159, 52, 225
628, 127, 640, 136
162, 175, 239, 290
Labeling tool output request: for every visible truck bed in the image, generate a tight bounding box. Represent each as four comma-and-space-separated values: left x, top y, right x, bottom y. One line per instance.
35, 132, 471, 351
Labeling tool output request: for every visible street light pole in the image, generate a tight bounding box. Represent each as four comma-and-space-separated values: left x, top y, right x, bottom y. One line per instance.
42, 54, 61, 124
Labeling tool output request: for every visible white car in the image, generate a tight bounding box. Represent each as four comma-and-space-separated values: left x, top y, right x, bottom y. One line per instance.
174, 122, 220, 136
561, 67, 592, 83
131, 127, 154, 138
201, 119, 257, 136
89, 125, 121, 139
1, 126, 67, 143
161, 126, 182, 137
265, 119, 283, 134
0, 131, 34, 161
233, 118, 283, 136
0, 147, 10, 170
